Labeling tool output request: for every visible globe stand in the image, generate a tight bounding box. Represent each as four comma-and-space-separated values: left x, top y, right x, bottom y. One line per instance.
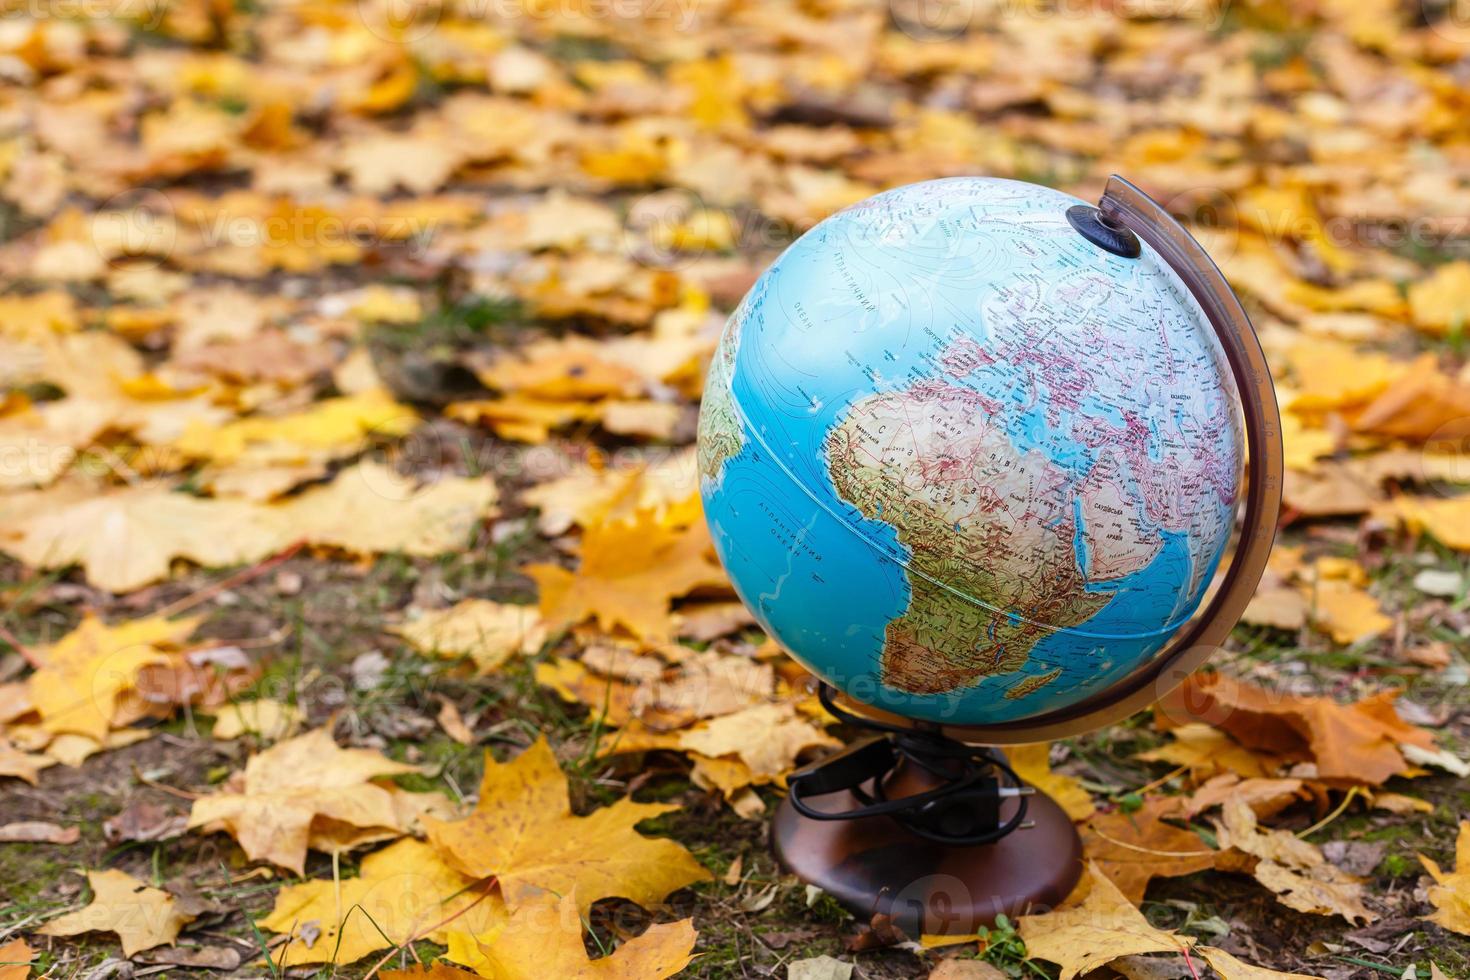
772, 686, 1082, 937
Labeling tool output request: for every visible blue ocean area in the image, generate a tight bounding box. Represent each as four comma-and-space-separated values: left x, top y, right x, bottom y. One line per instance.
700, 178, 1235, 724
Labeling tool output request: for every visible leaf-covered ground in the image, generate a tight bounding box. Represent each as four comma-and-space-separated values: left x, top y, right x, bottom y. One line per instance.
1, 0, 1470, 977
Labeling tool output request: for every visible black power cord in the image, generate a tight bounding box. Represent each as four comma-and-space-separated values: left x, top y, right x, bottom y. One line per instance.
787, 684, 1031, 846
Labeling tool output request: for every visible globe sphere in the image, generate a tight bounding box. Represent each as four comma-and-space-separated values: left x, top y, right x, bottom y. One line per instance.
697, 177, 1244, 727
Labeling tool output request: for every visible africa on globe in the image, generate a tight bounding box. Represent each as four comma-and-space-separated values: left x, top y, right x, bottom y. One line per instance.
696, 177, 1243, 727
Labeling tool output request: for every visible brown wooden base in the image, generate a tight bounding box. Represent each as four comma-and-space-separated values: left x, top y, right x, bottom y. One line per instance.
771, 754, 1083, 936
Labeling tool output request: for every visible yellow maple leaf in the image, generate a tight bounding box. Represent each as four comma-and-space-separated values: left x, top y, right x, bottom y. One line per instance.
274, 461, 498, 557
520, 449, 700, 536
525, 512, 727, 641
1409, 261, 1470, 335
1301, 559, 1393, 646
173, 389, 419, 465
1379, 494, 1470, 550
1136, 724, 1285, 779
37, 869, 195, 956
443, 891, 696, 979
394, 600, 546, 673
1285, 337, 1406, 413
0, 292, 77, 340
261, 839, 503, 966
211, 698, 303, 740
1198, 946, 1326, 980
1419, 821, 1470, 936
28, 613, 201, 741
423, 738, 709, 915
1018, 862, 1190, 980
188, 727, 426, 874
1007, 743, 1094, 822
0, 479, 286, 593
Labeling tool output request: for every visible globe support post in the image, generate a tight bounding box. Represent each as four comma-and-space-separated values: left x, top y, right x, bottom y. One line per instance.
770, 686, 1082, 936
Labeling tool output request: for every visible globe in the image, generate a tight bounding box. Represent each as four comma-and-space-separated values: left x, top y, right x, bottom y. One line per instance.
697, 177, 1247, 728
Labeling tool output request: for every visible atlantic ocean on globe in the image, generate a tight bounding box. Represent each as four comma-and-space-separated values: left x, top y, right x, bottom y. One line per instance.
697, 177, 1244, 726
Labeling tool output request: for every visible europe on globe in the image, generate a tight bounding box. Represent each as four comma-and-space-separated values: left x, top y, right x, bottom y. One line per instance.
697, 177, 1244, 727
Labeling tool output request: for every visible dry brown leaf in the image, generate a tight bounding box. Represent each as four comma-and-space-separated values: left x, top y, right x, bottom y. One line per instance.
0, 739, 54, 785
1157, 673, 1433, 786
1214, 796, 1376, 924
1182, 774, 1308, 820
436, 699, 475, 745
0, 938, 34, 980
1080, 797, 1216, 904
423, 738, 710, 915
37, 869, 196, 956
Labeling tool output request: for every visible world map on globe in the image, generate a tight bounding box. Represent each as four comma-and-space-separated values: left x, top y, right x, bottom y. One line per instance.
697, 177, 1244, 726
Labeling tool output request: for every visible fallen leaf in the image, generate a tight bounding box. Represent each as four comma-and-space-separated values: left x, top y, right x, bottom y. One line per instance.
1214, 796, 1376, 924
1408, 261, 1470, 335
1018, 862, 1191, 980
1419, 821, 1470, 936
37, 868, 196, 956
1136, 724, 1284, 779
174, 389, 417, 465
0, 939, 34, 980
437, 699, 475, 745
1157, 673, 1433, 786
1182, 774, 1308, 820
928, 960, 1008, 980
134, 946, 243, 970
521, 450, 700, 536
0, 738, 55, 784
211, 699, 303, 740
261, 839, 501, 965
788, 955, 854, 980
444, 891, 696, 979
526, 510, 727, 641
188, 727, 425, 874
383, 965, 482, 980
0, 821, 79, 843
1197, 945, 1326, 980
423, 738, 709, 914
28, 613, 200, 741
1352, 357, 1470, 441
0, 479, 286, 593
1007, 743, 1095, 822
1378, 495, 1470, 551
277, 461, 498, 557
394, 600, 546, 673
672, 702, 840, 780
1081, 797, 1216, 904
103, 802, 188, 843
